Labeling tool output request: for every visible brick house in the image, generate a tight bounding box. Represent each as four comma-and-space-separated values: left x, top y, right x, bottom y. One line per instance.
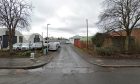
109, 28, 140, 46
102, 29, 140, 50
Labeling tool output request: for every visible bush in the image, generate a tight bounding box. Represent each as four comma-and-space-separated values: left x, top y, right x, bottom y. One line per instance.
0, 50, 44, 58
92, 33, 109, 47
17, 51, 32, 57
96, 47, 117, 56
0, 50, 10, 57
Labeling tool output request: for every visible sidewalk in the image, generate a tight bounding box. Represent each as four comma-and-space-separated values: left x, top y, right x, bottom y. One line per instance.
0, 54, 53, 69
72, 46, 140, 67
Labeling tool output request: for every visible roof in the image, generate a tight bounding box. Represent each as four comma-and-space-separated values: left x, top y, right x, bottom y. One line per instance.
24, 33, 42, 40
0, 28, 23, 36
109, 28, 140, 36
70, 35, 82, 39
80, 36, 92, 41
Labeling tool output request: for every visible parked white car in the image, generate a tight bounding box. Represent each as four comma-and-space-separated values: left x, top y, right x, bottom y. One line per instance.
65, 40, 71, 44
13, 43, 22, 50
20, 42, 49, 50
48, 42, 60, 50
21, 43, 33, 50
54, 42, 61, 47
32, 42, 43, 49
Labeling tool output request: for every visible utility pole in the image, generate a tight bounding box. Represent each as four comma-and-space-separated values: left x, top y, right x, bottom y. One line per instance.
47, 24, 50, 52
86, 19, 89, 50
42, 32, 44, 50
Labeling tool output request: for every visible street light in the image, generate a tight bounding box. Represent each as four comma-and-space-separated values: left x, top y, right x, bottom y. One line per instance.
86, 19, 89, 50
47, 24, 50, 52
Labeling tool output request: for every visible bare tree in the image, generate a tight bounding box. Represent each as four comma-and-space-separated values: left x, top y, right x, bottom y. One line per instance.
97, 0, 140, 51
0, 0, 32, 53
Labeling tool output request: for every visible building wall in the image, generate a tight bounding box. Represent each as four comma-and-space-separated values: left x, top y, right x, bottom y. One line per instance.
110, 28, 140, 46
69, 38, 74, 44
0, 28, 26, 48
103, 37, 112, 48
74, 39, 80, 47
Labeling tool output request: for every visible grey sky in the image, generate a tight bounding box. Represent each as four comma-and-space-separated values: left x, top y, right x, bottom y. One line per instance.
23, 0, 104, 38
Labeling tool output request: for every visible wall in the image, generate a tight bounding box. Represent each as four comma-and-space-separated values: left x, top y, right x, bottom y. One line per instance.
109, 28, 140, 48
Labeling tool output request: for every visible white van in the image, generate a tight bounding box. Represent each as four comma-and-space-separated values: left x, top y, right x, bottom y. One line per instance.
13, 43, 22, 50
48, 42, 60, 50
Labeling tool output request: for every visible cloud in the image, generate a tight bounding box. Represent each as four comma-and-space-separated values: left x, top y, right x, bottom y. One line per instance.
26, 0, 104, 38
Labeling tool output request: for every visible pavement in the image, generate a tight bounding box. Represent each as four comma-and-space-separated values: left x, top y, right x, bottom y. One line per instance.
0, 54, 54, 69
72, 45, 140, 67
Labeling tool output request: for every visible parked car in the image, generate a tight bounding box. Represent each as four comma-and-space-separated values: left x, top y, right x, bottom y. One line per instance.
65, 40, 71, 44
32, 42, 43, 49
55, 42, 61, 47
21, 43, 33, 50
48, 42, 60, 50
13, 43, 22, 50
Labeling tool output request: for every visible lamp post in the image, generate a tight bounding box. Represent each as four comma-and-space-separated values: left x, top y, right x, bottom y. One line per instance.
86, 19, 89, 50
47, 24, 50, 52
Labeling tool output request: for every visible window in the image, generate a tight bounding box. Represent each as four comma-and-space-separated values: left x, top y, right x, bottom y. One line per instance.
5, 31, 9, 35
19, 36, 23, 43
34, 35, 40, 42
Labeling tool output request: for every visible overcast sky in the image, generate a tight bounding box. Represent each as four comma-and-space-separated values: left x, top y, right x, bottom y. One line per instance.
22, 0, 104, 38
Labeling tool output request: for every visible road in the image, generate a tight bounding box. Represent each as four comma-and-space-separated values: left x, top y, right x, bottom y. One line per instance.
0, 44, 140, 84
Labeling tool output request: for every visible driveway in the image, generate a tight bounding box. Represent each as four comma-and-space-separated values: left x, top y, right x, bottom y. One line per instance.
1, 44, 140, 84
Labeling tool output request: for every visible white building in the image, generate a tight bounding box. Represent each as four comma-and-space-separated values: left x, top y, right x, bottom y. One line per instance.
0, 28, 27, 48
69, 35, 82, 44
24, 33, 43, 43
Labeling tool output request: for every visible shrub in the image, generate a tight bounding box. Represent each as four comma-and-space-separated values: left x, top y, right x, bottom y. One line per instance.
91, 33, 109, 47
0, 50, 44, 58
96, 47, 117, 56
22, 51, 32, 56
17, 51, 32, 57
0, 50, 10, 57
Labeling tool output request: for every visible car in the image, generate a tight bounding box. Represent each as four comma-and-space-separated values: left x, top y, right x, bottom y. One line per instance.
21, 43, 33, 50
32, 42, 43, 49
55, 42, 61, 47
65, 40, 71, 44
13, 43, 22, 50
48, 42, 60, 50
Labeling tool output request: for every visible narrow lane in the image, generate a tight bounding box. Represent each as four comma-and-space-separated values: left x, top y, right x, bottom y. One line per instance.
40, 44, 95, 74
1, 44, 140, 84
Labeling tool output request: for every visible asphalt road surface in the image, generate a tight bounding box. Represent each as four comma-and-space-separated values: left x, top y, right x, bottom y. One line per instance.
1, 44, 140, 84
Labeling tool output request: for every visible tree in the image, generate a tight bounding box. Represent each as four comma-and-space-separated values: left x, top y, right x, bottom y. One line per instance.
92, 33, 108, 47
97, 0, 140, 52
0, 0, 32, 53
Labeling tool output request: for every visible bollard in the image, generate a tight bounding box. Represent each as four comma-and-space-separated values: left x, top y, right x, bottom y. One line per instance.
43, 48, 48, 55
30, 53, 35, 59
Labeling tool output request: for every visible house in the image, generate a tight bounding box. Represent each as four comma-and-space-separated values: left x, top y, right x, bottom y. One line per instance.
103, 36, 129, 50
109, 28, 140, 46
0, 28, 44, 49
103, 28, 140, 50
0, 28, 27, 48
70, 35, 92, 48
